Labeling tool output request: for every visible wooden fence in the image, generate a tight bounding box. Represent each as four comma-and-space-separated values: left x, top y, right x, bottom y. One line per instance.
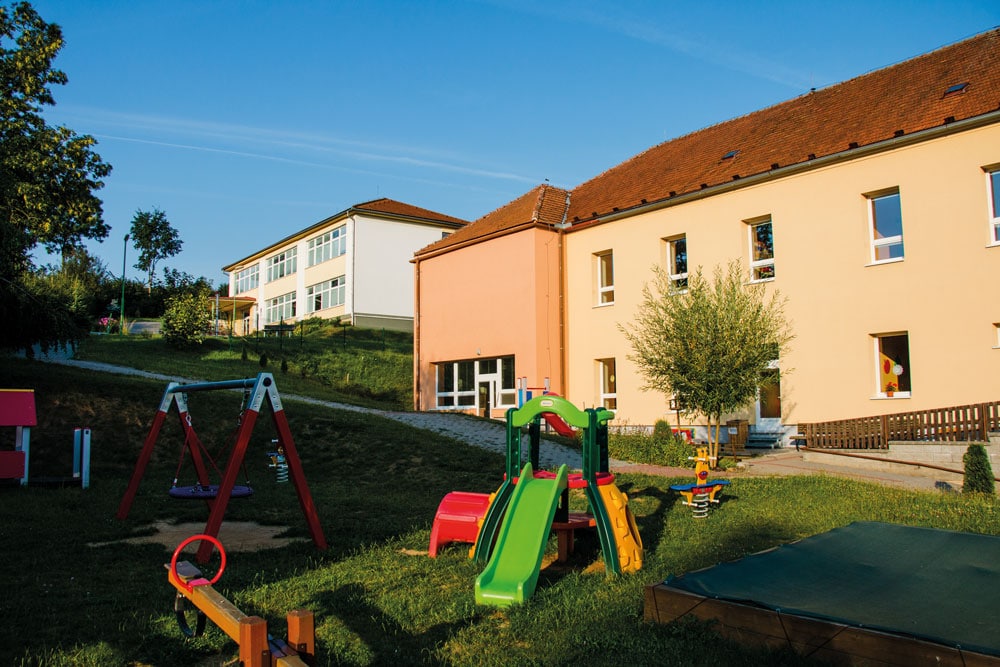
797, 401, 1000, 450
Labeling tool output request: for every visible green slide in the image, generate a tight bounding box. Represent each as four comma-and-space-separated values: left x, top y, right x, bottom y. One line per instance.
475, 463, 568, 607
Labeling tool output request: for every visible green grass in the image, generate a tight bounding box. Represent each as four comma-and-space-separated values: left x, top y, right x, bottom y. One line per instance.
76, 322, 414, 409
1, 347, 998, 665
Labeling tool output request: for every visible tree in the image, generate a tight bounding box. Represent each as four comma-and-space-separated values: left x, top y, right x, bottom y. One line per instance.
620, 260, 793, 467
129, 208, 182, 293
0, 1, 112, 351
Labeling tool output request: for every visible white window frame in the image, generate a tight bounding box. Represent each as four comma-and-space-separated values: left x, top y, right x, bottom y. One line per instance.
873, 332, 911, 399
595, 250, 615, 305
435, 360, 477, 409
307, 226, 347, 266
664, 234, 688, 290
435, 356, 516, 409
266, 247, 297, 282
305, 276, 346, 313
747, 218, 775, 281
265, 291, 296, 324
235, 265, 259, 294
993, 323, 1000, 349
867, 190, 904, 264
987, 168, 1000, 246
598, 358, 617, 410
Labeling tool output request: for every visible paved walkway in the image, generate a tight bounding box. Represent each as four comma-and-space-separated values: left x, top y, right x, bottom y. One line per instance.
35, 353, 958, 492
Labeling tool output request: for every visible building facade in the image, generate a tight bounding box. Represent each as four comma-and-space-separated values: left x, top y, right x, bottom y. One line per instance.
223, 199, 465, 334
414, 30, 1000, 442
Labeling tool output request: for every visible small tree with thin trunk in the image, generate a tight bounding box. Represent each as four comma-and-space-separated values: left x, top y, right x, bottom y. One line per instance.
129, 208, 182, 293
620, 260, 793, 467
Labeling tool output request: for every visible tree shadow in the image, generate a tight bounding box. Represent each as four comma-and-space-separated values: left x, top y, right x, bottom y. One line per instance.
309, 583, 479, 664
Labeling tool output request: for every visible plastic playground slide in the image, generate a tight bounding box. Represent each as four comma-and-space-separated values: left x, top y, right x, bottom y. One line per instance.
542, 412, 576, 437
475, 463, 569, 607
539, 393, 576, 437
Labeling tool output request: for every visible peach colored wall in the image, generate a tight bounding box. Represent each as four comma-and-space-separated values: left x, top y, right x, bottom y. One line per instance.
565, 123, 1000, 427
415, 227, 562, 414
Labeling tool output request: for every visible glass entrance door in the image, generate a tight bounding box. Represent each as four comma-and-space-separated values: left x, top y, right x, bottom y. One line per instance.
755, 364, 781, 431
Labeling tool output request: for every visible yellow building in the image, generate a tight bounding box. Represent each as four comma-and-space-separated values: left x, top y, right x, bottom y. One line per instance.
414, 30, 1000, 444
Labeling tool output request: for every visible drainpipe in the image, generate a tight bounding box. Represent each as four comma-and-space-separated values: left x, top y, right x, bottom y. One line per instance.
413, 257, 421, 411
555, 191, 571, 397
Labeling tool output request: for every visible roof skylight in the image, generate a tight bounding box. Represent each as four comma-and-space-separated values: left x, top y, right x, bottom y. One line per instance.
943, 82, 969, 96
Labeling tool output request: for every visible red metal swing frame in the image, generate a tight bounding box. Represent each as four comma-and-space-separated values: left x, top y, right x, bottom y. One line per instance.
116, 373, 327, 562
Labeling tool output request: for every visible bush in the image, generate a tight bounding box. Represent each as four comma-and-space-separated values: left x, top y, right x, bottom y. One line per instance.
609, 421, 693, 468
963, 444, 995, 495
162, 292, 210, 348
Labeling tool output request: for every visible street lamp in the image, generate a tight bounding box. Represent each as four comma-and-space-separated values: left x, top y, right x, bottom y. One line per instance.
120, 233, 129, 336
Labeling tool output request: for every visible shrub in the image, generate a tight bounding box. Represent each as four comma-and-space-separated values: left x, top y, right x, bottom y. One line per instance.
963, 444, 995, 495
608, 422, 693, 468
162, 292, 210, 348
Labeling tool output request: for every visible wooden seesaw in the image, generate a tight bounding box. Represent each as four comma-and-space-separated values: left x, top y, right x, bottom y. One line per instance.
167, 534, 316, 666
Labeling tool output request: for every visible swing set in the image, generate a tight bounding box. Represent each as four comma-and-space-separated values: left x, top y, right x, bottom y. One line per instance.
116, 373, 326, 563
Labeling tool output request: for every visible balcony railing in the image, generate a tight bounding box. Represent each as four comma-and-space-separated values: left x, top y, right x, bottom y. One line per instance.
797, 401, 1000, 450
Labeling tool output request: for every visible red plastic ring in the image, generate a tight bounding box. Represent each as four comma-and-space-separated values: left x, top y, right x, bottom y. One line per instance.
170, 534, 226, 591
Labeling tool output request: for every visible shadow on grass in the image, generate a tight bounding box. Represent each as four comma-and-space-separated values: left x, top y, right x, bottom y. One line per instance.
312, 583, 479, 664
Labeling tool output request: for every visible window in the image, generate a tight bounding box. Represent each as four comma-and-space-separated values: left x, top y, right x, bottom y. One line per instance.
874, 333, 911, 397
235, 265, 258, 294
868, 190, 904, 262
499, 356, 516, 407
305, 276, 346, 313
434, 361, 476, 408
748, 218, 775, 280
437, 356, 516, 409
595, 251, 614, 305
598, 358, 617, 410
665, 235, 688, 289
266, 247, 297, 282
994, 323, 1000, 349
265, 291, 296, 324
307, 226, 347, 266
988, 169, 1000, 244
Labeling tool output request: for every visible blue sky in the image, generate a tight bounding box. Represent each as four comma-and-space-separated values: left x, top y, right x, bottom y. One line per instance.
30, 0, 1000, 285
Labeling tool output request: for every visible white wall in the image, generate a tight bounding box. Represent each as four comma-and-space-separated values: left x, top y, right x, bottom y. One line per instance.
353, 214, 450, 319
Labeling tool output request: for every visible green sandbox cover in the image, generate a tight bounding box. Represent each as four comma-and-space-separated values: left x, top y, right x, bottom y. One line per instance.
663, 522, 1000, 657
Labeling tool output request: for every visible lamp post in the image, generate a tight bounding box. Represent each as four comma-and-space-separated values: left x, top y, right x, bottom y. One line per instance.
120, 234, 129, 336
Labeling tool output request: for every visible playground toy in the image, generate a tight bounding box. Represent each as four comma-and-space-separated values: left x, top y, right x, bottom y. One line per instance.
117, 373, 326, 563
167, 534, 315, 666
431, 395, 643, 607
0, 389, 92, 488
268, 443, 289, 483
669, 447, 730, 518
516, 378, 575, 437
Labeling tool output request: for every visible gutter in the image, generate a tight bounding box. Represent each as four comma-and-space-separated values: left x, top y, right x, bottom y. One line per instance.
571, 109, 1000, 231
412, 220, 545, 261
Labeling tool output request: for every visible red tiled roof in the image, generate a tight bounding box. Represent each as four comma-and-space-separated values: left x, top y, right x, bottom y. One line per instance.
352, 198, 468, 226
414, 184, 570, 257
568, 29, 1000, 223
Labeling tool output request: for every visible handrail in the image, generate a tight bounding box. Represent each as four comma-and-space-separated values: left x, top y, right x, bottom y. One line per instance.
803, 447, 1000, 482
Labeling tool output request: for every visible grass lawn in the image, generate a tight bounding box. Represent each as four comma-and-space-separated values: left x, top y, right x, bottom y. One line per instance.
1, 351, 997, 666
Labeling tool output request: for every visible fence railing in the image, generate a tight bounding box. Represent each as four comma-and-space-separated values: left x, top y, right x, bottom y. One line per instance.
797, 401, 1000, 450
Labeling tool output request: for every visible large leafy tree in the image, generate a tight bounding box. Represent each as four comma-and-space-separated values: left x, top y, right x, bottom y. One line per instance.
0, 1, 112, 351
129, 207, 182, 293
620, 260, 793, 467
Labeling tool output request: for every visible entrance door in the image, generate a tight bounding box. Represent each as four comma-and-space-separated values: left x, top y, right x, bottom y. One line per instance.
755, 363, 782, 431
478, 381, 494, 419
